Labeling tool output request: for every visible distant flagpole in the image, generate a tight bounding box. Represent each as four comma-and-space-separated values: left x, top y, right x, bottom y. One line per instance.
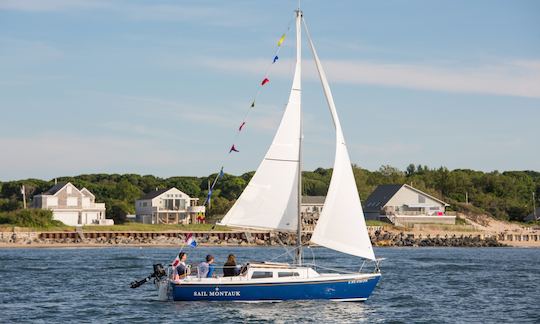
207, 179, 211, 210
21, 185, 26, 209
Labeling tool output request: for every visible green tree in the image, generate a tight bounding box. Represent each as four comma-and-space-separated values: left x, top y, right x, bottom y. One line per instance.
108, 200, 131, 224
113, 179, 142, 203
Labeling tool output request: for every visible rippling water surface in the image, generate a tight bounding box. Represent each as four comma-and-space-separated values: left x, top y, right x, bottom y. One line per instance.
1, 247, 539, 323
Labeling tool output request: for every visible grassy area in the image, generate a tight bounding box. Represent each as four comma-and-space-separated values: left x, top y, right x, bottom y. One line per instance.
366, 220, 391, 227
410, 223, 478, 232
0, 224, 75, 232
82, 223, 231, 232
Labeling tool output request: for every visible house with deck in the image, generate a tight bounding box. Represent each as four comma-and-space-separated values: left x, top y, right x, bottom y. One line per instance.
363, 184, 454, 226
301, 196, 325, 232
33, 182, 110, 226
135, 188, 205, 224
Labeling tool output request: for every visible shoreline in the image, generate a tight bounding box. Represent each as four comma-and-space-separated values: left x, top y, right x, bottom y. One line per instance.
1, 242, 539, 248
1, 228, 539, 248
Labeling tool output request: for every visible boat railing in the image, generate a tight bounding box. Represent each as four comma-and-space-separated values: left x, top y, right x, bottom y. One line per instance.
300, 263, 359, 274
300, 259, 383, 275
192, 264, 245, 279
170, 263, 247, 280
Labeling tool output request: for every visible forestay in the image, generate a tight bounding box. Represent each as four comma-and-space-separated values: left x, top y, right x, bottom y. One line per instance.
304, 19, 376, 261
219, 28, 302, 232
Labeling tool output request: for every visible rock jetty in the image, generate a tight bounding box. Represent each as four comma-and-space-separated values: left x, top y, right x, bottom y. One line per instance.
0, 230, 507, 247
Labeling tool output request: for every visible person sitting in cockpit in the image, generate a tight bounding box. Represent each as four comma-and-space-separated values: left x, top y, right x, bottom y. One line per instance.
223, 254, 241, 277
174, 252, 188, 280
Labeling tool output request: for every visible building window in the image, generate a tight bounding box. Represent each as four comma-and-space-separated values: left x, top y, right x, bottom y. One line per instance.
418, 195, 426, 203
142, 202, 147, 207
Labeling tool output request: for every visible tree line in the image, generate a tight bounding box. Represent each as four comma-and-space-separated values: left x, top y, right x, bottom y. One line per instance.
1, 164, 538, 224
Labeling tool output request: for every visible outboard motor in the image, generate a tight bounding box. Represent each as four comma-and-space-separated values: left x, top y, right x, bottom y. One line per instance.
130, 263, 167, 289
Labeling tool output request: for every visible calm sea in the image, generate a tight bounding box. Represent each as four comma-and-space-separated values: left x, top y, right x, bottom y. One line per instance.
0, 246, 538, 323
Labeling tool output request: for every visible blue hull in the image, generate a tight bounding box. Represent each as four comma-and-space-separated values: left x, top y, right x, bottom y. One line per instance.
171, 275, 380, 301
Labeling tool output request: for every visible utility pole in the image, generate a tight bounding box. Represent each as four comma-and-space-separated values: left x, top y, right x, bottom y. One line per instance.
21, 185, 27, 209
465, 191, 469, 205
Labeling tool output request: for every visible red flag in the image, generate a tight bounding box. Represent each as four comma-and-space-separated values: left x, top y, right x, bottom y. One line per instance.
239, 122, 246, 131
229, 144, 239, 153
172, 255, 180, 267
261, 78, 270, 86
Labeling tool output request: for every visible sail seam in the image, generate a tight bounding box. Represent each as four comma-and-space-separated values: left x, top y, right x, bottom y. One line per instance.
264, 158, 299, 162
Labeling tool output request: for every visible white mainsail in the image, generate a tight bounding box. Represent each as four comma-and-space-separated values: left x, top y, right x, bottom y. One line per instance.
219, 13, 302, 232
304, 19, 376, 261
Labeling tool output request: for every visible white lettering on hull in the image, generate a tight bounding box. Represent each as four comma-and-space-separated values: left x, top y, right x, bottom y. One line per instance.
348, 279, 367, 284
193, 290, 241, 297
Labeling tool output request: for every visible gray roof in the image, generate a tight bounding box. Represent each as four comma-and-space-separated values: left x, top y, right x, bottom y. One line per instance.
364, 184, 449, 212
301, 196, 326, 204
363, 184, 403, 212
43, 182, 68, 195
139, 188, 169, 200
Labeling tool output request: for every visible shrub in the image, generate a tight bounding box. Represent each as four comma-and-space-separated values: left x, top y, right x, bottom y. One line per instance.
0, 209, 64, 228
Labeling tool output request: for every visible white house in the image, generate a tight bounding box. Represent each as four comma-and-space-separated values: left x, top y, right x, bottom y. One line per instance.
363, 184, 454, 226
135, 188, 205, 224
33, 182, 110, 226
301, 196, 325, 232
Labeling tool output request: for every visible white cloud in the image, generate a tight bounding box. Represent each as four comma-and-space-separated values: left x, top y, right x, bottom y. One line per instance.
0, 0, 253, 26
0, 38, 65, 61
0, 0, 107, 12
196, 57, 540, 98
0, 133, 204, 180
84, 90, 282, 133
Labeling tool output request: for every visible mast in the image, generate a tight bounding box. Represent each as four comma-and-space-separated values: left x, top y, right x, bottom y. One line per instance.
295, 8, 303, 266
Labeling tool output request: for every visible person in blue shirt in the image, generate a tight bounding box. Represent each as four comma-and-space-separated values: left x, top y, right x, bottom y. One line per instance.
197, 255, 215, 278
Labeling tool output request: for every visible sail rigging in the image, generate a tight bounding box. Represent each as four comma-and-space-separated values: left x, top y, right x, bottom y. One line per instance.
220, 11, 376, 262
219, 12, 303, 232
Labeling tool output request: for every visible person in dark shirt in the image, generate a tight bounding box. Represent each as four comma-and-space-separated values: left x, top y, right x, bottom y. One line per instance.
175, 252, 188, 279
223, 254, 241, 277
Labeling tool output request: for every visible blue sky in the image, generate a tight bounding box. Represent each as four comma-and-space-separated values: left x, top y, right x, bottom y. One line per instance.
1, 0, 539, 181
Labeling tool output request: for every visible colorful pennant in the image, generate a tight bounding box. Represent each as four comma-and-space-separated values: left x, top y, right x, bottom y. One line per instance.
229, 144, 239, 153
202, 23, 290, 209
205, 188, 213, 203
277, 34, 286, 46
218, 167, 224, 179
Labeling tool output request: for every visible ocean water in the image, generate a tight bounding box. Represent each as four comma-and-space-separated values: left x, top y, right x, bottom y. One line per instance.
0, 246, 539, 323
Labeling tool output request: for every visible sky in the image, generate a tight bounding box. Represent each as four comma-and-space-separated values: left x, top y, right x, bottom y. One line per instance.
0, 0, 539, 181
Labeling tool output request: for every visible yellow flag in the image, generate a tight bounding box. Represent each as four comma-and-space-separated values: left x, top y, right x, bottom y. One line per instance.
277, 34, 286, 46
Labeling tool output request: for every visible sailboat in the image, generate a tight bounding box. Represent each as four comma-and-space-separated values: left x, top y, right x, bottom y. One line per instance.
161, 7, 381, 302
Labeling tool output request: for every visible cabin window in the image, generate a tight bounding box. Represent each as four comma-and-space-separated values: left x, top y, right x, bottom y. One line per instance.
278, 272, 299, 278
251, 271, 273, 279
